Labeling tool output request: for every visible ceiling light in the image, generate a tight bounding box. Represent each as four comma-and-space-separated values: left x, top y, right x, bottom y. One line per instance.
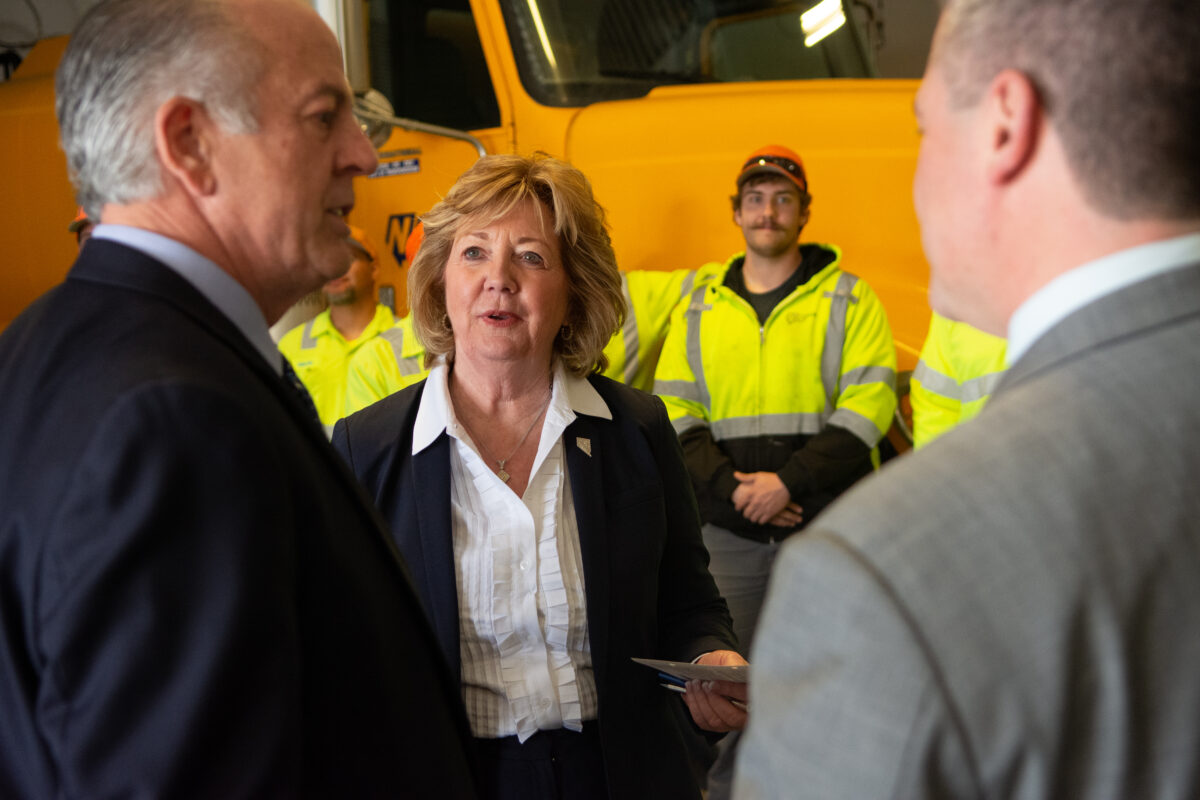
801, 0, 846, 47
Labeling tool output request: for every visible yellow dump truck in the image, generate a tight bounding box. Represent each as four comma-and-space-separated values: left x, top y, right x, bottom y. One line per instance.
0, 0, 931, 379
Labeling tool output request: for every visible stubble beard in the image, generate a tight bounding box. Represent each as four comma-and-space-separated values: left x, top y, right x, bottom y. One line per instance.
745, 227, 799, 260
325, 287, 358, 306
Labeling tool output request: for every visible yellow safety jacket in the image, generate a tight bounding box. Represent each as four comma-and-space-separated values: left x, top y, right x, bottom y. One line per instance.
343, 313, 428, 416
655, 247, 896, 538
601, 266, 722, 391
910, 311, 1007, 449
278, 304, 395, 429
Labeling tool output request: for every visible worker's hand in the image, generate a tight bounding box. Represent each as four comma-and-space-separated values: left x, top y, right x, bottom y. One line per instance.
767, 502, 803, 528
731, 471, 791, 525
682, 650, 749, 732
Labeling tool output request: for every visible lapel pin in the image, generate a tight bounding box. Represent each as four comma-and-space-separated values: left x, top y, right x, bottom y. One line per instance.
576, 437, 592, 457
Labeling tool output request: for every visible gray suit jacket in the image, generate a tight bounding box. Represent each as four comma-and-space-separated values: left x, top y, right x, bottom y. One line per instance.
735, 261, 1200, 799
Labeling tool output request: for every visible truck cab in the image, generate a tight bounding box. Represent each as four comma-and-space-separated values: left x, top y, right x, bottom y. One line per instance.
0, 0, 933, 382
345, 0, 932, 371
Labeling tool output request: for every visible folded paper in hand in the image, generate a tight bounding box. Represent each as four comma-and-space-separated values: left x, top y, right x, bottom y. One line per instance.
632, 657, 748, 683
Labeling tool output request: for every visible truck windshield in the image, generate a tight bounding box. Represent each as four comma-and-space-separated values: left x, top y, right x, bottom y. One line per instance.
500, 0, 877, 107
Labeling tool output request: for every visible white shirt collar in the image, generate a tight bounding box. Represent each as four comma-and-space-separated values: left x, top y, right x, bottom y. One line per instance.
90, 224, 280, 373
1006, 232, 1200, 365
413, 361, 612, 456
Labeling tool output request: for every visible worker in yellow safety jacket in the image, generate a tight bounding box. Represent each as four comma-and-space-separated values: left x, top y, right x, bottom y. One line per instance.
654, 145, 897, 661
601, 266, 722, 391
339, 220, 431, 416
343, 312, 429, 415
277, 226, 395, 433
910, 311, 1008, 449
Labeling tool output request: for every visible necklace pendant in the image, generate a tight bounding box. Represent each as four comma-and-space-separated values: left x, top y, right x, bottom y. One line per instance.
496, 465, 511, 483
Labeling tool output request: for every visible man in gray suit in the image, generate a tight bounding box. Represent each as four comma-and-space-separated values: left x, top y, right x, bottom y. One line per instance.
734, 0, 1200, 797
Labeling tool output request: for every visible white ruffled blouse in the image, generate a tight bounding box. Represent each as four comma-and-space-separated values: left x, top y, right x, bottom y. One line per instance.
411, 363, 608, 741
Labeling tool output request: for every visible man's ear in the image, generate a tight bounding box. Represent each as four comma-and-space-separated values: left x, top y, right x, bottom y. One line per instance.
985, 69, 1042, 185
154, 97, 217, 196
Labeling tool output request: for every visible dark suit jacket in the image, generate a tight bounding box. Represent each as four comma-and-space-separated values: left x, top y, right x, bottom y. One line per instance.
332, 374, 736, 799
0, 241, 477, 798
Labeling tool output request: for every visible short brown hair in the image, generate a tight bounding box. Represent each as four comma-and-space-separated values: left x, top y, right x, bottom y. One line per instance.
409, 153, 624, 377
936, 0, 1200, 220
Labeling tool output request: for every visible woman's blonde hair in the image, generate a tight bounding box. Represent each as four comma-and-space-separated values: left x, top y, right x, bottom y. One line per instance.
409, 152, 624, 377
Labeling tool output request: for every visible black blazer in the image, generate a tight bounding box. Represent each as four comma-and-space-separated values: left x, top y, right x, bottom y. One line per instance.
332, 373, 737, 799
0, 241, 477, 799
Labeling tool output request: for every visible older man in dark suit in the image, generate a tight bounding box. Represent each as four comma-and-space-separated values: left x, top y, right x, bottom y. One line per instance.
737, 0, 1200, 798
0, 0, 477, 796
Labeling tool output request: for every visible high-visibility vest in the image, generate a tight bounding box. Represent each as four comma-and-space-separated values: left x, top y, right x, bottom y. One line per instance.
910, 312, 1007, 449
655, 247, 897, 452
601, 266, 722, 391
343, 312, 428, 416
278, 304, 395, 428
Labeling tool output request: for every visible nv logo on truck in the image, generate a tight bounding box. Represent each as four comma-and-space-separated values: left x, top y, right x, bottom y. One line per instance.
386, 213, 418, 268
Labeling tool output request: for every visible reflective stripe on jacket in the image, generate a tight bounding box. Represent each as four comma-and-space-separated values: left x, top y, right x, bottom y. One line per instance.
343, 313, 428, 416
277, 304, 395, 427
655, 248, 896, 448
601, 266, 722, 391
654, 247, 897, 538
910, 311, 1007, 449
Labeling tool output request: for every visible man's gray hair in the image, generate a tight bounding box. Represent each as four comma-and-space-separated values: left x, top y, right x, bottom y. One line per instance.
937, 0, 1200, 220
56, 0, 265, 220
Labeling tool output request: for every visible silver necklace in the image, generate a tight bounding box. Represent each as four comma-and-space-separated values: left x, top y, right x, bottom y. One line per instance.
460, 388, 552, 483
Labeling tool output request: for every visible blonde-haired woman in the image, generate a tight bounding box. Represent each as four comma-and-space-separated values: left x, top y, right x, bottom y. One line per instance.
333, 153, 744, 799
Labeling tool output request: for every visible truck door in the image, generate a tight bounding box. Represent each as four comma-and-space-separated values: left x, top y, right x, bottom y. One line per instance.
352, 0, 505, 312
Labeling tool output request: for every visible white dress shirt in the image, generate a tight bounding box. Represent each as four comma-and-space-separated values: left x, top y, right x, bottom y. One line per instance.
1006, 233, 1200, 365
411, 362, 612, 741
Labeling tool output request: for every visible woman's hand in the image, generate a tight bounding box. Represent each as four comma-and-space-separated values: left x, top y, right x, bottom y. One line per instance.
682, 650, 749, 732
